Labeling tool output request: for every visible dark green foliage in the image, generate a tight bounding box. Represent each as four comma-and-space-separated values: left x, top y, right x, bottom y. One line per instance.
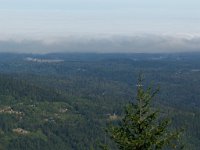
106, 77, 183, 150
0, 53, 199, 149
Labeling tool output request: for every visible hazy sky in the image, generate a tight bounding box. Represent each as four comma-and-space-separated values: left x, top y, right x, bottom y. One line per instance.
0, 0, 200, 40
0, 0, 200, 53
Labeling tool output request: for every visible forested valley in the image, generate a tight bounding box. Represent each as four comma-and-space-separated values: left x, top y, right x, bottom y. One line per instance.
0, 53, 199, 149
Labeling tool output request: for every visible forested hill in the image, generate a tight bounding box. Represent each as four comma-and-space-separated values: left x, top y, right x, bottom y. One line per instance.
0, 53, 199, 149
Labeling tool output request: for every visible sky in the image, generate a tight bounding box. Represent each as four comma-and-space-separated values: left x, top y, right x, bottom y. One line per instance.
0, 0, 200, 53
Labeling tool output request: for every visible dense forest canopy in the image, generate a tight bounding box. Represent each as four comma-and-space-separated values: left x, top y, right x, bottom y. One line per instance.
0, 53, 199, 149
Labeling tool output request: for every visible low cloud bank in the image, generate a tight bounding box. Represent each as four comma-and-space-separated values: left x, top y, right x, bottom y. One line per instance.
0, 34, 200, 53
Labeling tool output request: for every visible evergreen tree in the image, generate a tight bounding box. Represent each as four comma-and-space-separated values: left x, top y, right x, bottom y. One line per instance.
104, 76, 183, 150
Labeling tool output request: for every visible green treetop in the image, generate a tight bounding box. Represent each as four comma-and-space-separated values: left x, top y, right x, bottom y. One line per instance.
103, 76, 183, 150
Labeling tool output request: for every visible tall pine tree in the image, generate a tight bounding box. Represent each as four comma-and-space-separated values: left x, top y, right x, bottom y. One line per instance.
103, 76, 183, 150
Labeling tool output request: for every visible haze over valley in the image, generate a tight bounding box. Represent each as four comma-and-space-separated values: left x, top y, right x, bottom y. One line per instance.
0, 0, 200, 150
